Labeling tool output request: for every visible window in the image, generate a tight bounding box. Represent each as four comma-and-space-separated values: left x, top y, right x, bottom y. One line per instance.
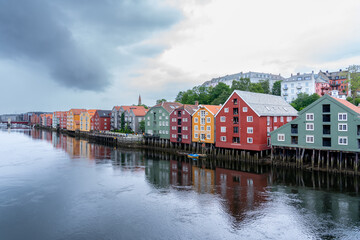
166, 122, 168, 126
207, 126, 211, 131
200, 126, 205, 131
287, 117, 292, 122
323, 104, 330, 113
200, 118, 205, 124
220, 136, 226, 142
243, 107, 248, 112
338, 123, 347, 131
233, 108, 239, 115
207, 134, 211, 139
220, 116, 226, 122
338, 113, 347, 121
233, 117, 239, 124
277, 134, 285, 141
200, 134, 206, 140
338, 136, 348, 145
233, 137, 240, 143
221, 127, 226, 133
233, 127, 238, 133
280, 117, 284, 122
183, 118, 187, 122
194, 133, 198, 138
234, 98, 238, 104
306, 123, 314, 131
247, 116, 253, 122
172, 118, 176, 122
247, 127, 253, 134
194, 117, 198, 123
172, 126, 176, 130
207, 117, 211, 123
183, 135, 188, 139
306, 113, 314, 121
306, 135, 314, 143
194, 125, 198, 131
200, 110, 206, 117
224, 108, 229, 113
247, 137, 253, 143
274, 116, 277, 122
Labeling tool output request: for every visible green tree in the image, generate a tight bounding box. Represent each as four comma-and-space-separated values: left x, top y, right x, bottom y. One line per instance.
259, 80, 270, 94
231, 78, 251, 91
272, 80, 282, 96
347, 65, 360, 103
290, 93, 320, 111
249, 83, 264, 93
120, 112, 125, 131
156, 99, 167, 104
139, 120, 145, 133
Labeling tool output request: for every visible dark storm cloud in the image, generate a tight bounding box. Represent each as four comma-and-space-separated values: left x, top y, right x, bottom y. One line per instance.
0, 0, 181, 91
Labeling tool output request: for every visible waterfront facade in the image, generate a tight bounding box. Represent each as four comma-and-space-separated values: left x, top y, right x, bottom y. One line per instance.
170, 104, 198, 144
192, 105, 221, 144
215, 91, 298, 151
110, 106, 121, 130
128, 107, 148, 133
271, 94, 360, 152
145, 102, 182, 139
60, 111, 67, 129
80, 110, 97, 132
67, 109, 86, 131
92, 110, 111, 131
52, 111, 62, 128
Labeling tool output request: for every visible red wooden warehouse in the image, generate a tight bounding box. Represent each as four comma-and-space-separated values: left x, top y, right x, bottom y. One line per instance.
170, 104, 198, 145
215, 90, 298, 151
92, 110, 112, 131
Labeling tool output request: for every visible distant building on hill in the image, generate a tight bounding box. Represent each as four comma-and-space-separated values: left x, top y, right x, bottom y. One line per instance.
202, 71, 285, 90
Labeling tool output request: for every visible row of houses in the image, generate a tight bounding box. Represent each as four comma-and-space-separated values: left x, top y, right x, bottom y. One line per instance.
144, 90, 360, 154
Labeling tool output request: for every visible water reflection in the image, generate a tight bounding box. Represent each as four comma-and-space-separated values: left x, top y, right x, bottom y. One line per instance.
3, 128, 360, 239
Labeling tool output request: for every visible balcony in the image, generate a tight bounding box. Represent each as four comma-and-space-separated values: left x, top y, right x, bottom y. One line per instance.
283, 86, 288, 90
283, 92, 288, 96
296, 85, 302, 89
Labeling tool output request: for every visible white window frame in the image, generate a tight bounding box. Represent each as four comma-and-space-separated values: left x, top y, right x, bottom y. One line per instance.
224, 108, 229, 113
200, 126, 205, 131
220, 116, 226, 122
194, 133, 198, 138
274, 116, 277, 122
243, 107, 247, 112
277, 134, 285, 141
338, 123, 347, 131
200, 118, 205, 125
207, 117, 211, 123
306, 135, 314, 143
221, 127, 226, 133
247, 116, 253, 122
206, 126, 211, 131
280, 116, 284, 122
306, 123, 314, 131
220, 136, 226, 142
247, 127, 253, 134
194, 117, 198, 123
338, 113, 347, 121
200, 134, 205, 140
306, 113, 314, 121
247, 137, 253, 143
194, 125, 198, 131
338, 136, 348, 145
207, 134, 211, 139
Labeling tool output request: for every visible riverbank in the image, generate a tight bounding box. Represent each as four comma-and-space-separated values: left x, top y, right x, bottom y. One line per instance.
35, 126, 360, 176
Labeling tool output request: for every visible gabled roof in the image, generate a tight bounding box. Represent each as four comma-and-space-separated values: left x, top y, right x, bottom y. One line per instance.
332, 97, 360, 114
152, 102, 183, 113
96, 110, 112, 118
131, 108, 148, 116
69, 109, 86, 115
194, 105, 221, 116
112, 106, 121, 111
217, 90, 297, 117
172, 104, 199, 115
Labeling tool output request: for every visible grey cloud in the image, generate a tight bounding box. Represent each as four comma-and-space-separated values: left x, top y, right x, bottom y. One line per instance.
0, 0, 181, 91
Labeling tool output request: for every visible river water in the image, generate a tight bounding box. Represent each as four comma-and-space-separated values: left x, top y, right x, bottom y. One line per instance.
0, 128, 360, 240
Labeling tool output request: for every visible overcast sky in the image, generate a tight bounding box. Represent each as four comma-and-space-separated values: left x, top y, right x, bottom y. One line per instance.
1, 0, 360, 114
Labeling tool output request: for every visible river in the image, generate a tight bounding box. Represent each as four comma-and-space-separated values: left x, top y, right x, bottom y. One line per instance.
0, 128, 359, 240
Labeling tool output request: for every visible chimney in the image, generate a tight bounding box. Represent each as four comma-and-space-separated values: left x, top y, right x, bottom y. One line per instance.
339, 69, 342, 72
195, 101, 199, 106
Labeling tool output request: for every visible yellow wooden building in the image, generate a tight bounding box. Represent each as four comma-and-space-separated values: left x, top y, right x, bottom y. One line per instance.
67, 109, 86, 131
191, 105, 221, 144
80, 109, 97, 132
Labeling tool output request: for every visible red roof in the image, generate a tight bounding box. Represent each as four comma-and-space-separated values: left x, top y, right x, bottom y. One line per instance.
332, 97, 360, 114
153, 102, 183, 113
131, 108, 148, 116
69, 109, 86, 115
202, 105, 221, 115
113, 106, 121, 111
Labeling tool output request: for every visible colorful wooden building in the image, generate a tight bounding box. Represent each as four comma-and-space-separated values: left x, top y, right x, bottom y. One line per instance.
45, 114, 53, 127
271, 94, 360, 153
110, 106, 121, 130
52, 111, 62, 128
80, 109, 97, 132
170, 104, 198, 144
60, 111, 67, 129
92, 110, 111, 131
67, 109, 86, 131
191, 105, 221, 145
145, 102, 182, 139
121, 106, 147, 133
215, 91, 297, 151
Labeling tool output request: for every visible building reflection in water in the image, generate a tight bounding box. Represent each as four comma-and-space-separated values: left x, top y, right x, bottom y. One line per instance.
112, 150, 145, 173
145, 159, 170, 189
170, 160, 192, 187
192, 165, 215, 194
216, 167, 269, 222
